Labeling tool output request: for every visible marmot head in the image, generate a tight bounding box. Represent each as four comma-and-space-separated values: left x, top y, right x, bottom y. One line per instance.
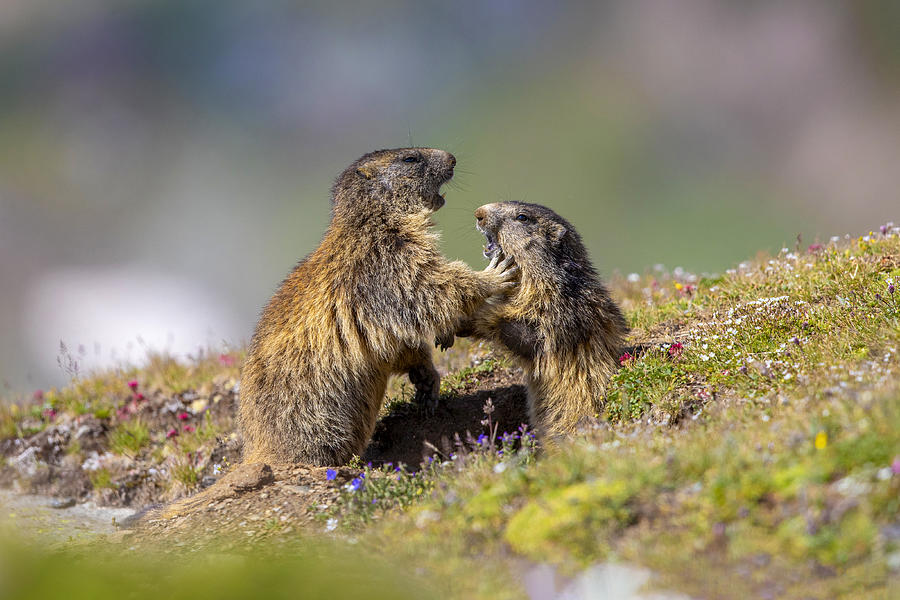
475, 201, 586, 270
332, 147, 456, 213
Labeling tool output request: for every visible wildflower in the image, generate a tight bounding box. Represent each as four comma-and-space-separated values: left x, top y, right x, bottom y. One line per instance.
127, 380, 139, 391
807, 244, 823, 253
177, 412, 190, 421
476, 433, 488, 445
674, 282, 683, 291
325, 469, 337, 481
42, 408, 57, 421
814, 431, 828, 450
667, 342, 684, 358
892, 457, 900, 476
166, 428, 178, 439
183, 425, 195, 433
325, 518, 338, 532
627, 273, 640, 283
619, 352, 634, 366
33, 390, 44, 401
135, 393, 145, 401
349, 477, 364, 492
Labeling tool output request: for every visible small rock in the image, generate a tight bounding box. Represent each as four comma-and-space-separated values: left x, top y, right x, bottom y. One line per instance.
50, 497, 76, 509
200, 476, 218, 488
11, 447, 40, 477
226, 463, 274, 493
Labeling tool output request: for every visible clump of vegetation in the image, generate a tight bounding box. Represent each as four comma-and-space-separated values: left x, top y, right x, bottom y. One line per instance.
108, 419, 150, 457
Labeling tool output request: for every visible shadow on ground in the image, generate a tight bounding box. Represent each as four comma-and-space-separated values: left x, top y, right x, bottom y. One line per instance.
365, 368, 530, 468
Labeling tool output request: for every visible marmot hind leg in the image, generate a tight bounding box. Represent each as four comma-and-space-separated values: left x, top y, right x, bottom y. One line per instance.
395, 346, 441, 414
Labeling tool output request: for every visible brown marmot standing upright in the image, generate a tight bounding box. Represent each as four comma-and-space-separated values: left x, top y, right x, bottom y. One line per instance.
445, 201, 628, 438
239, 148, 517, 466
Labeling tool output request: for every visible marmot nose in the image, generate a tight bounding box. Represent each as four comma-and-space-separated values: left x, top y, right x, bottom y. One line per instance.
474, 206, 486, 221
448, 153, 456, 168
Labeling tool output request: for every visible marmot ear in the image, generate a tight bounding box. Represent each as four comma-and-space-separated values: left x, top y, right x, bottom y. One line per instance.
553, 223, 567, 242
356, 164, 375, 179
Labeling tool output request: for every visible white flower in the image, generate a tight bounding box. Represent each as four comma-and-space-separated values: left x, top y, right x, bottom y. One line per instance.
627, 273, 640, 283
325, 518, 338, 532
493, 462, 507, 474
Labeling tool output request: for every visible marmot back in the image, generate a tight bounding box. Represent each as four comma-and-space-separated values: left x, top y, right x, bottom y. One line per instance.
239, 148, 516, 466
453, 201, 628, 437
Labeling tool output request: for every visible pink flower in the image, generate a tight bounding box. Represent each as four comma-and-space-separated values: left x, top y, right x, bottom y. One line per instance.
668, 342, 684, 358
127, 380, 139, 391
33, 390, 44, 401
177, 412, 190, 421
166, 428, 178, 439
183, 425, 196, 433
807, 244, 824, 253
218, 353, 237, 367
135, 393, 145, 401
619, 352, 634, 366
892, 457, 900, 476
42, 408, 57, 420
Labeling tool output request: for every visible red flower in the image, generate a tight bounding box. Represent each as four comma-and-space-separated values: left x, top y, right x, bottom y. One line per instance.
166, 428, 178, 439
42, 408, 57, 421
127, 380, 139, 391
668, 342, 684, 358
218, 353, 236, 367
183, 425, 196, 433
807, 244, 824, 253
177, 412, 189, 421
135, 393, 145, 401
619, 352, 634, 366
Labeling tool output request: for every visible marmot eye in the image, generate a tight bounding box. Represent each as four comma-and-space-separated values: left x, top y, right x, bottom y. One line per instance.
402, 156, 420, 163
516, 214, 529, 222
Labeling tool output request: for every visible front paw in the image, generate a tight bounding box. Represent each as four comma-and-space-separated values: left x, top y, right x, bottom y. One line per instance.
435, 333, 455, 351
485, 253, 519, 292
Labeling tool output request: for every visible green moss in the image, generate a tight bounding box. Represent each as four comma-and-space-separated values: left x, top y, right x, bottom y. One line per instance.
505, 479, 634, 565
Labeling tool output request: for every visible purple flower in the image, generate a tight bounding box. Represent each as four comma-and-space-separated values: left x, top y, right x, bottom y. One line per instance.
476, 433, 488, 445
127, 380, 139, 391
326, 469, 337, 480
892, 457, 900, 476
350, 477, 364, 492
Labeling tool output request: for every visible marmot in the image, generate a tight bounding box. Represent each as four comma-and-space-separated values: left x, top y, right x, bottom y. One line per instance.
239, 148, 517, 466
445, 201, 628, 438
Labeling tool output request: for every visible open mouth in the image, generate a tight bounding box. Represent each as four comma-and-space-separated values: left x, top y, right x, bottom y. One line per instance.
477, 224, 500, 259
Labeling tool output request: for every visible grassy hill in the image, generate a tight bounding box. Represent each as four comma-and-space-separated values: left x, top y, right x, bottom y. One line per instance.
1, 225, 898, 599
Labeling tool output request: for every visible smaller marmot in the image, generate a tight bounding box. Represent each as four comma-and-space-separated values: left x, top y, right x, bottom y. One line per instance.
445, 201, 628, 438
239, 148, 517, 466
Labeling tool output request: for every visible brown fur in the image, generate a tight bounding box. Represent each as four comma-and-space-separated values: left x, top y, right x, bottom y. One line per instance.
450, 201, 628, 438
239, 148, 516, 466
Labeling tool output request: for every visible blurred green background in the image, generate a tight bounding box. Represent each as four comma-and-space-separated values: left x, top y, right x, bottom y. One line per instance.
1, 0, 898, 392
